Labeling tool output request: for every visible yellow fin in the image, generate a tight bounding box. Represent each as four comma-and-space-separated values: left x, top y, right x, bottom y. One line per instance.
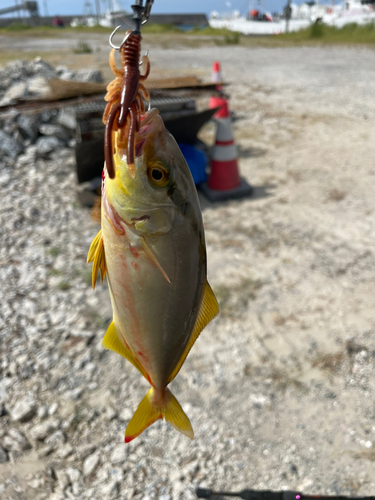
87, 230, 106, 289
140, 236, 171, 284
87, 230, 102, 263
102, 321, 148, 380
125, 388, 162, 443
167, 280, 219, 384
125, 387, 193, 443
163, 388, 194, 440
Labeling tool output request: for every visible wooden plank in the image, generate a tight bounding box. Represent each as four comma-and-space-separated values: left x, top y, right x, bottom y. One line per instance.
145, 76, 201, 90
145, 76, 225, 90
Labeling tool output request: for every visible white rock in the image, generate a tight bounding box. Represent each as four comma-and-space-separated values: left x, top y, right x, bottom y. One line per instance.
106, 405, 118, 421
3, 428, 31, 452
30, 419, 59, 441
57, 443, 74, 459
119, 408, 133, 421
10, 397, 37, 422
55, 470, 70, 491
77, 444, 97, 460
48, 402, 58, 416
100, 480, 119, 499
110, 444, 127, 465
4, 81, 27, 101
38, 445, 55, 458
28, 478, 44, 489
66, 467, 81, 483
83, 451, 101, 476
45, 430, 66, 446
108, 467, 124, 483
37, 405, 48, 419
72, 481, 82, 495
65, 387, 83, 400
49, 492, 66, 500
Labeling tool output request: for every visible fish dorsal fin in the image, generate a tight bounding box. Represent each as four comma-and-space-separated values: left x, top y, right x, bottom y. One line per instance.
87, 230, 106, 289
103, 321, 149, 381
167, 280, 220, 384
140, 236, 171, 284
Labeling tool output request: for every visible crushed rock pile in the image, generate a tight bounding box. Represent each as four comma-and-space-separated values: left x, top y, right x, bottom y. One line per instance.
0, 57, 103, 105
0, 109, 76, 168
0, 57, 104, 168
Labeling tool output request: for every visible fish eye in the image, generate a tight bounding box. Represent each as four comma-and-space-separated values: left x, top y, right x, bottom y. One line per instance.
151, 168, 163, 181
147, 164, 170, 188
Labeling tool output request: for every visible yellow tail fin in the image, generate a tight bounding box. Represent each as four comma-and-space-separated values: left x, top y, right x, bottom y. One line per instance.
125, 388, 194, 443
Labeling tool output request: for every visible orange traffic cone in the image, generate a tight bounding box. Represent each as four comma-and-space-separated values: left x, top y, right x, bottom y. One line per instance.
200, 96, 252, 202
208, 95, 229, 119
212, 61, 223, 90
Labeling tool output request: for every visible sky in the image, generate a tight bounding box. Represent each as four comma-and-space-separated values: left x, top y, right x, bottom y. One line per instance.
12, 0, 291, 18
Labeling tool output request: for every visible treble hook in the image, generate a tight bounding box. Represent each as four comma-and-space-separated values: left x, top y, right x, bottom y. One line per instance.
109, 26, 132, 51
139, 50, 149, 66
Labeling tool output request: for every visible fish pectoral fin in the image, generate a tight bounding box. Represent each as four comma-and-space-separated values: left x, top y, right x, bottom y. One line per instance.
167, 280, 220, 384
87, 230, 106, 289
139, 236, 171, 284
102, 321, 149, 380
125, 387, 193, 443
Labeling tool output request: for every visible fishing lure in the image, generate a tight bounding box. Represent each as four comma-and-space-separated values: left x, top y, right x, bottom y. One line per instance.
103, 28, 150, 179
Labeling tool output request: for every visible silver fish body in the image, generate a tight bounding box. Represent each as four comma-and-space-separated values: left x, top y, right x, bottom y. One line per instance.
88, 111, 219, 441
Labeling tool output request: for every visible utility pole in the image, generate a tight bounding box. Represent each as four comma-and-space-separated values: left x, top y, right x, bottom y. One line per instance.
95, 0, 101, 23
284, 0, 291, 33
15, 0, 20, 18
43, 0, 49, 17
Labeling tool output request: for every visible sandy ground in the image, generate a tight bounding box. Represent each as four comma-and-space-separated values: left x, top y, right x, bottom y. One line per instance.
1, 34, 375, 498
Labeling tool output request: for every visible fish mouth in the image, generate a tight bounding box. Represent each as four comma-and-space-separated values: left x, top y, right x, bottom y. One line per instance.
131, 215, 150, 224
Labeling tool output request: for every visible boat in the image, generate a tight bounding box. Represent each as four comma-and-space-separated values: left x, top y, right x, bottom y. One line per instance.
209, 1, 375, 36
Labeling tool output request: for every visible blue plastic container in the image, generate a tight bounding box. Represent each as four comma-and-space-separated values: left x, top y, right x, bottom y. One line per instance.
178, 143, 208, 186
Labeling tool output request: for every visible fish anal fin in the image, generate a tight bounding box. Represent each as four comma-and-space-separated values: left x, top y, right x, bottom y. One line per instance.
167, 280, 219, 384
87, 230, 106, 289
102, 321, 149, 380
125, 387, 193, 443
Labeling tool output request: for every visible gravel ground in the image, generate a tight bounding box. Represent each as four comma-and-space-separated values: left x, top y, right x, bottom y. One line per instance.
1, 41, 375, 500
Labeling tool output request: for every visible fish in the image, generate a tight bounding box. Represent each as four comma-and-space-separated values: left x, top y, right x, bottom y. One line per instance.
87, 109, 219, 443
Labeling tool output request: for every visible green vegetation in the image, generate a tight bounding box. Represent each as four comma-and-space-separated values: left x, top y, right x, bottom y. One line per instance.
47, 268, 62, 277
47, 246, 61, 257
0, 24, 113, 37
57, 280, 71, 291
223, 31, 241, 44
142, 23, 182, 34
2, 22, 32, 31
73, 40, 93, 54
279, 22, 375, 45
191, 26, 237, 36
215, 277, 263, 319
1, 21, 375, 47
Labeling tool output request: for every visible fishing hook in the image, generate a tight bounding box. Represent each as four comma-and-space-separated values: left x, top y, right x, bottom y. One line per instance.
109, 26, 132, 51
139, 50, 149, 66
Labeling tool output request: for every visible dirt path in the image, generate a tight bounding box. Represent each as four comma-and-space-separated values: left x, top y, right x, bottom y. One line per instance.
1, 37, 375, 498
